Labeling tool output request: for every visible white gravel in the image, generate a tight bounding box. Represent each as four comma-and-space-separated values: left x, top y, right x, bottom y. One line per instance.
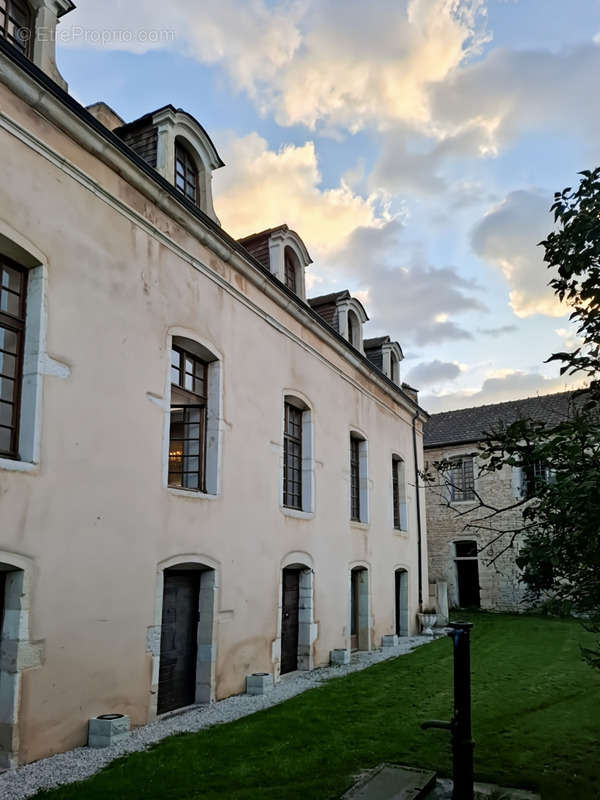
0, 635, 432, 800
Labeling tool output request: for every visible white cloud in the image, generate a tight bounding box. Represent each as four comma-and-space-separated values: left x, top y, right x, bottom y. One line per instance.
422, 370, 585, 413
213, 133, 388, 252
325, 221, 487, 345
471, 190, 565, 318
407, 359, 462, 387
61, 0, 489, 132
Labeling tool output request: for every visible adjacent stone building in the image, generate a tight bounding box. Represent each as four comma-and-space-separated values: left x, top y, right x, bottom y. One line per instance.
424, 392, 573, 613
0, 5, 429, 766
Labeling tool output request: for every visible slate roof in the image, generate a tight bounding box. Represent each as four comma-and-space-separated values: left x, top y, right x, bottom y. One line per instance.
364, 335, 391, 350
308, 290, 351, 307
424, 391, 575, 448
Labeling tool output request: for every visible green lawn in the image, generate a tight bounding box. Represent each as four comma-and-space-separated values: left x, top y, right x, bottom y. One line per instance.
36, 613, 600, 800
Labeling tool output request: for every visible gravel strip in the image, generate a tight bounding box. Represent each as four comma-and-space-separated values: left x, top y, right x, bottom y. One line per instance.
0, 635, 432, 800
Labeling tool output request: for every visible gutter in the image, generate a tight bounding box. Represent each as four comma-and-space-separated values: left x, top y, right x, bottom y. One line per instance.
412, 407, 425, 610
0, 37, 429, 420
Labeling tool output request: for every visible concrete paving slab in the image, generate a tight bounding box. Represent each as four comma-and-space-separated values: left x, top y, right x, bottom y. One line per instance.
342, 764, 437, 800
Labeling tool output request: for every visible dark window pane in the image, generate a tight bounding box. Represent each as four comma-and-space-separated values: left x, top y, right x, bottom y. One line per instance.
0, 376, 15, 402
0, 400, 12, 426
456, 541, 477, 558
170, 349, 180, 367
0, 425, 11, 452
1, 265, 21, 292
0, 327, 17, 354
170, 366, 180, 385
283, 402, 303, 509
0, 351, 16, 378
0, 290, 20, 316
351, 437, 360, 520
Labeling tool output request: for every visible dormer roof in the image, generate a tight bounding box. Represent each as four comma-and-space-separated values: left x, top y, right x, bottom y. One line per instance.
113, 105, 225, 170
239, 225, 312, 272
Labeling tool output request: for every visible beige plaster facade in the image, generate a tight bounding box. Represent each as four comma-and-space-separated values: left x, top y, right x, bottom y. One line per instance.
0, 37, 428, 766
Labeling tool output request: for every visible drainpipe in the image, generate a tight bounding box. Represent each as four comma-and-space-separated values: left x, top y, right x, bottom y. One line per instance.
412, 408, 424, 611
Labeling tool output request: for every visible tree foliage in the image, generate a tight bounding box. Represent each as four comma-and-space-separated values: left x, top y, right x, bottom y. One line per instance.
424, 168, 600, 665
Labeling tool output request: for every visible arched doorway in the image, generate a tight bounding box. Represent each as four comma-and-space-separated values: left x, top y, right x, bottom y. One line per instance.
0, 556, 36, 769
395, 569, 409, 637
350, 567, 369, 651
156, 563, 216, 715
280, 565, 314, 674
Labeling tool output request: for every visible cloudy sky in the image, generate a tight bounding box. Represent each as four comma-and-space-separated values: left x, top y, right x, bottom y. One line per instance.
55, 0, 599, 412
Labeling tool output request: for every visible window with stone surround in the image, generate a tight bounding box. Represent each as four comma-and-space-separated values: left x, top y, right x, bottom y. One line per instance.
350, 432, 369, 523
0, 0, 32, 57
0, 258, 27, 459
167, 336, 222, 495
392, 456, 408, 530
449, 455, 475, 502
175, 142, 198, 203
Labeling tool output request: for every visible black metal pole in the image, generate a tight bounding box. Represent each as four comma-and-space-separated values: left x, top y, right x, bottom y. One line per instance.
448, 622, 474, 800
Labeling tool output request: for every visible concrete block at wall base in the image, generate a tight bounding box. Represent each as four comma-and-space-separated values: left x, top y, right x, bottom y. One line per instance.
88, 715, 130, 748
381, 634, 399, 648
330, 649, 350, 665
246, 673, 274, 695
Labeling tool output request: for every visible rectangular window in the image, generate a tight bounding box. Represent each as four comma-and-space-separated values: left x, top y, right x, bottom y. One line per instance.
169, 346, 207, 491
392, 458, 408, 530
350, 436, 360, 521
283, 402, 302, 509
0, 258, 27, 459
450, 456, 475, 502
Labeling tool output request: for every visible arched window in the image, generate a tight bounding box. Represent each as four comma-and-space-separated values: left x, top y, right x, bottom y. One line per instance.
0, 0, 32, 56
0, 257, 27, 458
391, 352, 400, 384
175, 142, 198, 203
347, 312, 355, 347
284, 251, 297, 293
168, 336, 221, 494
282, 395, 314, 513
350, 432, 368, 523
392, 456, 407, 530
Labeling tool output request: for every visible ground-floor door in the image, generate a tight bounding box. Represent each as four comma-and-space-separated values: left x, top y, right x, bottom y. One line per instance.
456, 559, 481, 608
157, 570, 200, 714
281, 568, 300, 674
0, 572, 5, 637
350, 569, 360, 650
395, 569, 408, 637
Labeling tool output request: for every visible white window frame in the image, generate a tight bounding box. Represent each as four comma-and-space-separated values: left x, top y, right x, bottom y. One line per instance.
280, 392, 314, 518
350, 431, 369, 525
163, 331, 223, 498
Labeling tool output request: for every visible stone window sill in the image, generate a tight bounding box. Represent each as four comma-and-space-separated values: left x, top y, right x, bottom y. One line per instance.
167, 487, 219, 500
0, 457, 38, 474
281, 507, 314, 520
350, 520, 369, 531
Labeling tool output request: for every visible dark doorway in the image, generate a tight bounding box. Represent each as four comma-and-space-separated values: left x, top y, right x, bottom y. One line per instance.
395, 569, 408, 637
350, 569, 360, 650
455, 542, 480, 608
0, 571, 5, 640
281, 568, 300, 674
157, 570, 200, 714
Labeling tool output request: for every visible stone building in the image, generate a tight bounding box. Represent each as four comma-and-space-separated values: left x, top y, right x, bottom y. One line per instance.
0, 4, 429, 766
424, 392, 573, 613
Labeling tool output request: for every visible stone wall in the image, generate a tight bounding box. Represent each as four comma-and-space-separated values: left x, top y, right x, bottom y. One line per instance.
425, 444, 527, 612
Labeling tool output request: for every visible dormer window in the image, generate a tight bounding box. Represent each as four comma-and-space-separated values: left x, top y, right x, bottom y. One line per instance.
1, 0, 32, 56
347, 311, 359, 349
175, 142, 198, 203
284, 252, 296, 292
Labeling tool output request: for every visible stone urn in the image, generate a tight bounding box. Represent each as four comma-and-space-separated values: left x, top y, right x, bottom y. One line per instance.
417, 610, 438, 636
